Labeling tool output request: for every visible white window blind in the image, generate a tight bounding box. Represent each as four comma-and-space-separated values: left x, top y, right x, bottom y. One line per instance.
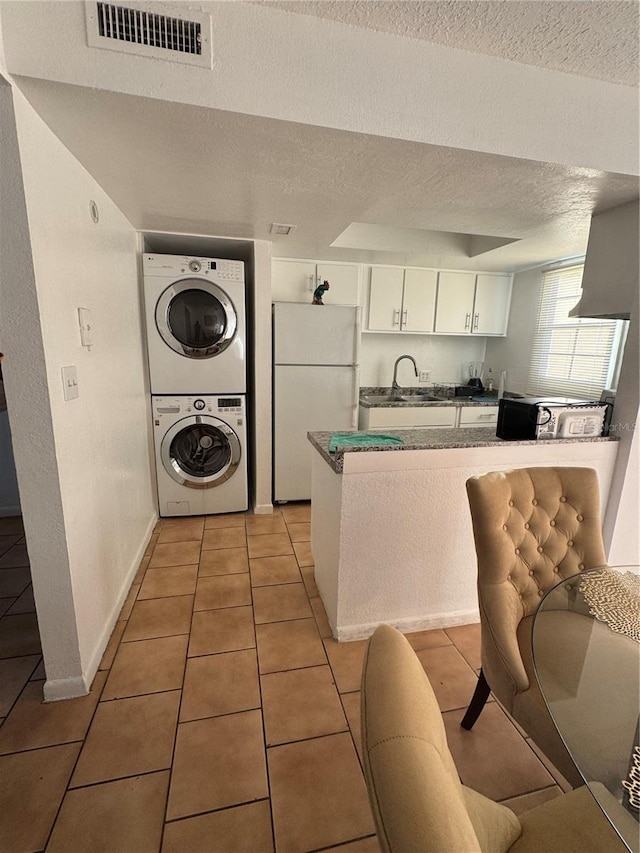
527, 265, 625, 399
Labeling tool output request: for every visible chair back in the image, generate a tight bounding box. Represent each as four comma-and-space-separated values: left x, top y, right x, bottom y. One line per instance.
466, 467, 606, 619
361, 624, 521, 852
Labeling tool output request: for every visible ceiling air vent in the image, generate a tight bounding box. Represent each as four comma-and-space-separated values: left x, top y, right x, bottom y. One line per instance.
270, 223, 297, 236
85, 2, 212, 67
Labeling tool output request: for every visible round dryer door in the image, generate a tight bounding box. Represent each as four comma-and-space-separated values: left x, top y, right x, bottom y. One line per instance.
155, 278, 238, 359
161, 415, 241, 489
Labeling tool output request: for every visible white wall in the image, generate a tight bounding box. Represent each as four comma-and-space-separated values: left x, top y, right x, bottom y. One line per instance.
360, 333, 486, 387
10, 88, 156, 698
251, 240, 274, 514
1, 1, 637, 175
485, 263, 639, 562
484, 267, 543, 394
0, 76, 83, 693
603, 290, 640, 563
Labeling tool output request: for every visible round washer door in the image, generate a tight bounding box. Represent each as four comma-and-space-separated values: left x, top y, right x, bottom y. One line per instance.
155, 277, 238, 359
161, 415, 241, 489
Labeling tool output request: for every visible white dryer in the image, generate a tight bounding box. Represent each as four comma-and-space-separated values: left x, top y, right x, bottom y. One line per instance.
152, 395, 248, 517
143, 254, 246, 394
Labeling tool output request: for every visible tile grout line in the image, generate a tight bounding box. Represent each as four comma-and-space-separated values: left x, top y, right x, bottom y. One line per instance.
0, 653, 44, 727
158, 520, 206, 849
41, 635, 113, 851
43, 518, 160, 850
247, 526, 278, 853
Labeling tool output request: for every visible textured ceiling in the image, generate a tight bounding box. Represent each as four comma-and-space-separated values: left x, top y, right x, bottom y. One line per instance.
17, 78, 638, 272
263, 0, 640, 87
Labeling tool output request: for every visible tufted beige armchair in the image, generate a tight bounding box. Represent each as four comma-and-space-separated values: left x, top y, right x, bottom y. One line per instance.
461, 467, 608, 787
362, 625, 625, 852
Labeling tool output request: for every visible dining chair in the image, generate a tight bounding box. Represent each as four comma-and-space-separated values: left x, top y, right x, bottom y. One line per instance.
361, 624, 625, 852
460, 466, 607, 787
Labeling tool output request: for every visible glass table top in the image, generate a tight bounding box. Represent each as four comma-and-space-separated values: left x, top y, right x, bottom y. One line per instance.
532, 567, 640, 852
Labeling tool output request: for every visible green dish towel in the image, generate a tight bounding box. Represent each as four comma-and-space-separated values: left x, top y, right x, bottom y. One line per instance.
328, 433, 404, 453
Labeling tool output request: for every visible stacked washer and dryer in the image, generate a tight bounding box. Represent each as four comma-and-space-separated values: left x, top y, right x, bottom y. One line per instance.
143, 254, 249, 517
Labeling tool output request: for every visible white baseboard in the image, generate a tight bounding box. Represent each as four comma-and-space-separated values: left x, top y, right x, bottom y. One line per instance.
43, 512, 158, 702
253, 501, 274, 515
335, 608, 480, 642
43, 675, 88, 702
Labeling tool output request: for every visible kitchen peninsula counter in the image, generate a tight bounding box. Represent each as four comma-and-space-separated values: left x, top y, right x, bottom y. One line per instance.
308, 428, 617, 473
307, 428, 619, 642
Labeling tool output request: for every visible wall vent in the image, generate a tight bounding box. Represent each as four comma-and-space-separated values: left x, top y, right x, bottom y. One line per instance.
85, 2, 212, 67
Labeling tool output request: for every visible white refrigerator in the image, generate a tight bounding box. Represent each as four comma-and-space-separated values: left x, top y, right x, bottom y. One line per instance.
273, 302, 360, 501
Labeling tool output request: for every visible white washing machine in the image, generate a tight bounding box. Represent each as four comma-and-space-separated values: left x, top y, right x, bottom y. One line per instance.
143, 254, 246, 395
152, 395, 248, 517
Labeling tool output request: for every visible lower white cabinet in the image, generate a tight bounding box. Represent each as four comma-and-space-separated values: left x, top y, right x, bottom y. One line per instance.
359, 404, 499, 430
359, 406, 457, 429
457, 406, 499, 427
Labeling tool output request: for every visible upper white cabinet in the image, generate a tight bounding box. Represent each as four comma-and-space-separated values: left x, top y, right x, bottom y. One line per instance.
367, 267, 437, 333
434, 272, 477, 334
473, 274, 512, 335
272, 259, 360, 306
435, 271, 512, 336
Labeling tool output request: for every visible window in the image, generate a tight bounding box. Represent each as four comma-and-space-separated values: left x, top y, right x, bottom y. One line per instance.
527, 264, 627, 399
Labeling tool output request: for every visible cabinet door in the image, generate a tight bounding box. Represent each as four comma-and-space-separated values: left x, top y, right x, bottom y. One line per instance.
367, 267, 404, 331
458, 406, 499, 427
434, 272, 476, 333
402, 269, 437, 332
317, 263, 359, 306
473, 274, 512, 335
272, 260, 316, 302
366, 406, 457, 428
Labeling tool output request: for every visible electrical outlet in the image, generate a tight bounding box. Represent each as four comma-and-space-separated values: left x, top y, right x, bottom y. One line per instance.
419, 370, 430, 382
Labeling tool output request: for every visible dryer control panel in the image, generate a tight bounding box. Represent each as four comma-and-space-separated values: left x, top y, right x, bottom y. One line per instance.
143, 254, 244, 283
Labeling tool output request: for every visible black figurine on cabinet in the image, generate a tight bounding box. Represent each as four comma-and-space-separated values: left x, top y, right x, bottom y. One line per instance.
312, 280, 330, 304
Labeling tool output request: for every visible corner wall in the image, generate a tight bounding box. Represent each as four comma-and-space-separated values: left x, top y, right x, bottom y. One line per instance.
0, 76, 83, 693
9, 86, 156, 697
484, 267, 543, 394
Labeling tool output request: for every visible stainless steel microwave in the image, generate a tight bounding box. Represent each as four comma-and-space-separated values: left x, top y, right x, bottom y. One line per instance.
496, 398, 610, 441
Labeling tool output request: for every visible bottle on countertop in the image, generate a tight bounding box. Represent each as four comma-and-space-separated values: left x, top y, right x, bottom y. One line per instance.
486, 368, 494, 393
498, 370, 507, 399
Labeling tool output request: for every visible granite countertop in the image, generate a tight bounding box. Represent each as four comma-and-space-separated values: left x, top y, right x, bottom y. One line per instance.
359, 386, 503, 408
308, 427, 619, 473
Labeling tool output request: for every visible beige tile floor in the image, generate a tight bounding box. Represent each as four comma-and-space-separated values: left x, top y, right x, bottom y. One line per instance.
0, 505, 571, 852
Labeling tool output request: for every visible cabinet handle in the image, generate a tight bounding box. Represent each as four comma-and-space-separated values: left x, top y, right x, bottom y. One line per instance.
393, 309, 401, 326
402, 309, 408, 327
473, 313, 479, 330
464, 312, 471, 330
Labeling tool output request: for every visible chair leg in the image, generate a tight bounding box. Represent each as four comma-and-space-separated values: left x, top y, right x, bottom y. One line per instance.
460, 669, 491, 730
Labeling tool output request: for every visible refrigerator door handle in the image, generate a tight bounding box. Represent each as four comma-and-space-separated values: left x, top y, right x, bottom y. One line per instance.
351, 365, 360, 428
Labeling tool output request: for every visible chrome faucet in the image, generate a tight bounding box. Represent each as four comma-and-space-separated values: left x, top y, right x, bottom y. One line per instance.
392, 355, 418, 392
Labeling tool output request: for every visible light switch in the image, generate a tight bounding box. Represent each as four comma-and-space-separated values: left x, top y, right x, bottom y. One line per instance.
78, 308, 93, 350
61, 365, 79, 401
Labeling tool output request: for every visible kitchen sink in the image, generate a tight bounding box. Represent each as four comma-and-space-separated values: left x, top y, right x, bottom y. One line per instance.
361, 394, 442, 404
361, 394, 406, 403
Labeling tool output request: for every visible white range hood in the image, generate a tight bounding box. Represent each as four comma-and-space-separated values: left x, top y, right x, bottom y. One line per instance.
570, 199, 639, 320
